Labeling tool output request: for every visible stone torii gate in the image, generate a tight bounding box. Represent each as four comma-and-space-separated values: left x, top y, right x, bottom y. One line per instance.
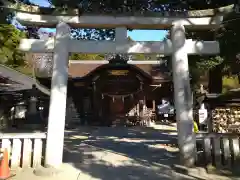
13, 5, 225, 168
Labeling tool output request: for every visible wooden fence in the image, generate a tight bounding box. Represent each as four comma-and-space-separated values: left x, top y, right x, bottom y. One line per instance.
196, 133, 240, 168
0, 133, 46, 169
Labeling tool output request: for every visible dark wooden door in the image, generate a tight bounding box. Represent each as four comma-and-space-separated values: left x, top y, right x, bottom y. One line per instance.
109, 98, 125, 115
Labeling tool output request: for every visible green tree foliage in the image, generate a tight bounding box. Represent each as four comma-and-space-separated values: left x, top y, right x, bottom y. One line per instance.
217, 12, 240, 76
185, 11, 240, 92
47, 0, 234, 10
70, 53, 105, 60
0, 0, 34, 23
0, 0, 14, 23
69, 36, 149, 60
164, 30, 224, 88
69, 28, 115, 58
45, 0, 235, 44
0, 24, 26, 66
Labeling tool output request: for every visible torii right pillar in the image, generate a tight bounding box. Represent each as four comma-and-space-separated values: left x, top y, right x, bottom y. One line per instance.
171, 23, 196, 167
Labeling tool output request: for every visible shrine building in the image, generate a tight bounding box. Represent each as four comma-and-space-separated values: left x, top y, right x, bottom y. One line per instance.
35, 55, 173, 125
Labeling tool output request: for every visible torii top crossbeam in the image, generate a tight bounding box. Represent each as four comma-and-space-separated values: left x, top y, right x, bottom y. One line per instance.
3, 2, 234, 29
8, 3, 232, 55
16, 12, 222, 29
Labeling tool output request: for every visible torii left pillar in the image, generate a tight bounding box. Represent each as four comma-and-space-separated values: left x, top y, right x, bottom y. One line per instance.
44, 22, 70, 168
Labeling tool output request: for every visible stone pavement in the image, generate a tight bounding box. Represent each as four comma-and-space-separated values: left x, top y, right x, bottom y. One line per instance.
9, 125, 236, 180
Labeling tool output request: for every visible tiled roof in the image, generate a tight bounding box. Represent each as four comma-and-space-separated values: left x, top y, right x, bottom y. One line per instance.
68, 63, 171, 82
0, 65, 34, 92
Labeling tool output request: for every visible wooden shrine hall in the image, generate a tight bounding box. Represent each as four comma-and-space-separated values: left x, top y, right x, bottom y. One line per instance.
36, 55, 172, 126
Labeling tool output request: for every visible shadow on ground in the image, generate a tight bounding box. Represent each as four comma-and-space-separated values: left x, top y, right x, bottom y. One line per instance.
62, 126, 204, 180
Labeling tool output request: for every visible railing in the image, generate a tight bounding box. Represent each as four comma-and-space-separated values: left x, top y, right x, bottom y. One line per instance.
0, 133, 46, 169
196, 133, 240, 168
194, 93, 240, 169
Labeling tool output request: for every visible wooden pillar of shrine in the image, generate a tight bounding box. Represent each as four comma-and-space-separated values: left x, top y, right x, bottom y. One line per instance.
92, 81, 97, 121
152, 100, 156, 112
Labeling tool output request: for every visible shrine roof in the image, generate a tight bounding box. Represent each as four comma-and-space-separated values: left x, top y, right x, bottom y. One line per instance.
0, 65, 34, 92
68, 62, 171, 82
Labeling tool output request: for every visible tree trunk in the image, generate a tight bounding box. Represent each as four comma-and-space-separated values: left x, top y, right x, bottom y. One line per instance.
208, 64, 223, 93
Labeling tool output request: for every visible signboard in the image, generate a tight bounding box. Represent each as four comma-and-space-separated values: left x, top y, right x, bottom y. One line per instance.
108, 70, 129, 76
198, 103, 208, 124
164, 114, 168, 117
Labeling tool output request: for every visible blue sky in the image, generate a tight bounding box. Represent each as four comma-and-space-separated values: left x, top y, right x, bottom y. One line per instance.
29, 0, 168, 41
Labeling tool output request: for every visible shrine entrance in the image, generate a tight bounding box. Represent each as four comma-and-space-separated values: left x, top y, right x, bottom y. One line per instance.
89, 58, 152, 125
109, 98, 124, 114
108, 98, 126, 124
